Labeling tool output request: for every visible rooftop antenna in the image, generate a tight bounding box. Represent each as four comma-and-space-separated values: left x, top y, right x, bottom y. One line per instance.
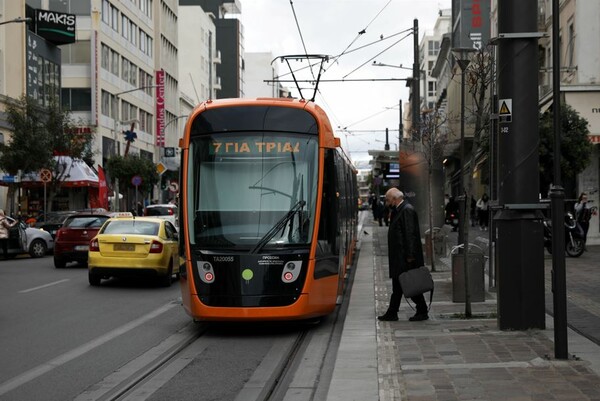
272, 54, 329, 102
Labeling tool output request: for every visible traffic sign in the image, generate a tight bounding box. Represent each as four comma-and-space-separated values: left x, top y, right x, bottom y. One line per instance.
131, 175, 143, 186
168, 181, 179, 193
499, 98, 512, 123
156, 162, 167, 175
40, 168, 52, 183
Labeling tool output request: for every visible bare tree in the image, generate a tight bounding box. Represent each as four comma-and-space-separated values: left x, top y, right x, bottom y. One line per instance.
419, 108, 451, 272
457, 45, 494, 317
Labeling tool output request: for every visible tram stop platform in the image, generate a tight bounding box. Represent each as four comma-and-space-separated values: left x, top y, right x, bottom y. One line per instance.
325, 212, 600, 401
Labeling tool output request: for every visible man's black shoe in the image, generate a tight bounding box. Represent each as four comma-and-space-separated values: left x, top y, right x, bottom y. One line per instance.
409, 313, 429, 322
377, 313, 398, 321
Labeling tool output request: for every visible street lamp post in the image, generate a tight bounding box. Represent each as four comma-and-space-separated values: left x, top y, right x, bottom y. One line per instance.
452, 47, 475, 317
112, 85, 159, 211
0, 17, 31, 26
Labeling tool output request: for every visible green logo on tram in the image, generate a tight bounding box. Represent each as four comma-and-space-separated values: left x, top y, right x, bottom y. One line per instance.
242, 269, 254, 281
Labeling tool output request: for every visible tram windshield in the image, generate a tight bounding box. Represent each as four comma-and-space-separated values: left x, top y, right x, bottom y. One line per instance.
187, 132, 319, 250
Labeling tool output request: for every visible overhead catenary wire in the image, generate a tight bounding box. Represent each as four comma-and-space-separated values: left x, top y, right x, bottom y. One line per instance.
323, 0, 394, 74
289, 0, 316, 81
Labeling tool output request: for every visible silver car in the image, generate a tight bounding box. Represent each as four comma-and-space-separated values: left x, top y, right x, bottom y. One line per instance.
5, 216, 54, 258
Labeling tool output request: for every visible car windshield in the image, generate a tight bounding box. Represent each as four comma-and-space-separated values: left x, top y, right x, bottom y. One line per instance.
101, 220, 159, 236
64, 216, 109, 228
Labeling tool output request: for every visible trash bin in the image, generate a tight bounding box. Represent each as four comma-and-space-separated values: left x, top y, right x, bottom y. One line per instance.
451, 243, 486, 302
425, 227, 447, 264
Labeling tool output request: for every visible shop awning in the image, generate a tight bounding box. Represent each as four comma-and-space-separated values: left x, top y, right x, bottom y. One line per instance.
19, 157, 99, 187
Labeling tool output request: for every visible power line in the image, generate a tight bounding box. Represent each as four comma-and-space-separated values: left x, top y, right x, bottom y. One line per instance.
289, 0, 316, 81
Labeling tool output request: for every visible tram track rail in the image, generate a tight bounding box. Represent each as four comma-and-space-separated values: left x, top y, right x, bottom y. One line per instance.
74, 323, 209, 401
75, 236, 361, 401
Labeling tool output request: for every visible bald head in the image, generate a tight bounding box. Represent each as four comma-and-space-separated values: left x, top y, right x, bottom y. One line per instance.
385, 188, 404, 207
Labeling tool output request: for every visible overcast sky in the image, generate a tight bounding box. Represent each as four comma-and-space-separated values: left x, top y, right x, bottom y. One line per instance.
240, 0, 451, 165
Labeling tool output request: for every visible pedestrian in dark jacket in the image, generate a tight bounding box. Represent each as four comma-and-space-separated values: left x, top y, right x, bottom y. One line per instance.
378, 188, 429, 322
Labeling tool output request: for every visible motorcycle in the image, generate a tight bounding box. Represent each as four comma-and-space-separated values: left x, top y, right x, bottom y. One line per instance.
445, 212, 459, 232
543, 211, 585, 257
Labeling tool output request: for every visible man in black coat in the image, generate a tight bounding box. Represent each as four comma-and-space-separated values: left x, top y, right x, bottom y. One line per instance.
378, 188, 429, 322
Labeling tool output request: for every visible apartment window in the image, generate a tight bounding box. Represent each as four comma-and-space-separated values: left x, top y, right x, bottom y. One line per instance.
62, 40, 90, 64
121, 57, 129, 83
428, 81, 436, 98
428, 41, 440, 56
101, 44, 110, 70
102, 0, 110, 24
101, 91, 118, 118
567, 21, 575, 67
61, 88, 92, 111
110, 49, 119, 76
122, 15, 129, 40
49, 0, 90, 14
129, 64, 137, 86
139, 109, 153, 134
129, 21, 137, 46
111, 6, 119, 31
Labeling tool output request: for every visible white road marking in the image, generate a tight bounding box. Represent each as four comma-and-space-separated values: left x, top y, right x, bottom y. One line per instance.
18, 279, 71, 293
0, 302, 178, 396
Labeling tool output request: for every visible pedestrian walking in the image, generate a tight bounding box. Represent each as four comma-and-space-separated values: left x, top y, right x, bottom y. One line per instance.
378, 188, 429, 322
0, 209, 16, 259
574, 192, 594, 250
368, 193, 378, 222
476, 193, 489, 230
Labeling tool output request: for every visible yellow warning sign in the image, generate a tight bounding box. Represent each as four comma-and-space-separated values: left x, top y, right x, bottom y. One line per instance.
498, 99, 512, 116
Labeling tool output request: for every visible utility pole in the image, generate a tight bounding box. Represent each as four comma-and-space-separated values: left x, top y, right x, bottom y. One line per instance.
550, 0, 568, 359
412, 19, 420, 141
496, 0, 545, 330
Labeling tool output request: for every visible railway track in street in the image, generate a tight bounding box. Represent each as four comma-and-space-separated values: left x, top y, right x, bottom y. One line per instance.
73, 253, 357, 401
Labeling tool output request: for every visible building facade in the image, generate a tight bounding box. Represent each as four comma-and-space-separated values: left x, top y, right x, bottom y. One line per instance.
538, 0, 600, 244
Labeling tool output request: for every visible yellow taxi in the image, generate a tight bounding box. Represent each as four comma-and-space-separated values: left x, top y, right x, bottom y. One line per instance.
88, 216, 179, 287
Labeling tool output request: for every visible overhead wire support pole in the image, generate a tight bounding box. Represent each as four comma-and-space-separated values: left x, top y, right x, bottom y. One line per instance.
550, 0, 568, 360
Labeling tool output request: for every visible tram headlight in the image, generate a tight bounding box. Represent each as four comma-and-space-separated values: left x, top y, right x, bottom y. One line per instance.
281, 260, 302, 283
197, 261, 215, 283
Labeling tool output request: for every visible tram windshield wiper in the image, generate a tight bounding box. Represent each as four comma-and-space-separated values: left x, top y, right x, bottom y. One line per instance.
250, 200, 306, 254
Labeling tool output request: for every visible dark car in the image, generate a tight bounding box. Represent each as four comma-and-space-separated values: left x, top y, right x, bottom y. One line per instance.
35, 211, 78, 239
53, 211, 131, 268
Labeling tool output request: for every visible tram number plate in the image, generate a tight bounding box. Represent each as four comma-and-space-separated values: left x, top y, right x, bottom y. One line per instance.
114, 244, 135, 251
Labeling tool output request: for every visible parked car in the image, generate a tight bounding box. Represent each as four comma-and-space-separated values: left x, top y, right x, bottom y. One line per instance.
88, 216, 180, 286
143, 204, 178, 230
53, 211, 131, 268
4, 216, 54, 258
35, 211, 78, 239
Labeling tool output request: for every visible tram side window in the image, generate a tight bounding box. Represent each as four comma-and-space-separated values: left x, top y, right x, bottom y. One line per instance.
318, 149, 338, 253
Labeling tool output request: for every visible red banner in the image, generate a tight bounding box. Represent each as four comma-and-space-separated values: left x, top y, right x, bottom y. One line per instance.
97, 165, 108, 209
155, 69, 165, 146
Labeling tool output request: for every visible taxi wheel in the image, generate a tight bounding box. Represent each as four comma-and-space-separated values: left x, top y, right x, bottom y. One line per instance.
89, 272, 101, 286
159, 263, 173, 287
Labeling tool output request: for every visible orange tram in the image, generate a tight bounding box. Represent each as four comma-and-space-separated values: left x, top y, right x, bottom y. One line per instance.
178, 98, 358, 321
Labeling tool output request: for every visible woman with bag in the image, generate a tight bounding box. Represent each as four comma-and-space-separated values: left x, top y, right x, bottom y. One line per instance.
0, 209, 16, 259
377, 188, 429, 322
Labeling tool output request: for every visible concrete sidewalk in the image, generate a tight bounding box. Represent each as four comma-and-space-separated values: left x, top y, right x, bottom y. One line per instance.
327, 213, 600, 401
